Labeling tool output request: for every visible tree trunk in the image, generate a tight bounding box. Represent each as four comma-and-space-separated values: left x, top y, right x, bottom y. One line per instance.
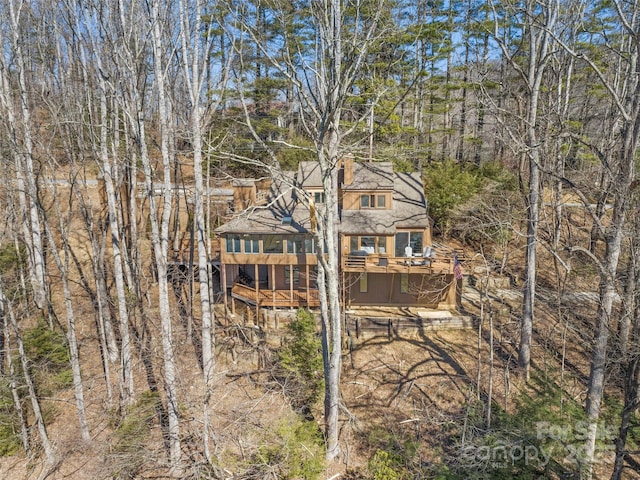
516, 0, 557, 381
149, 0, 181, 467
2, 283, 56, 465
2, 308, 30, 454
42, 196, 90, 441
97, 68, 135, 406
178, 0, 217, 461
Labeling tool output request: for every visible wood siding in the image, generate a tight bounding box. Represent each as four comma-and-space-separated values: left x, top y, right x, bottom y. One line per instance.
345, 272, 457, 308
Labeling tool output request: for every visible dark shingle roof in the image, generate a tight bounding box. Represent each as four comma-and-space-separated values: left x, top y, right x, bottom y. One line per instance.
297, 161, 323, 188
342, 162, 394, 190
215, 163, 429, 235
215, 172, 312, 234
340, 171, 428, 234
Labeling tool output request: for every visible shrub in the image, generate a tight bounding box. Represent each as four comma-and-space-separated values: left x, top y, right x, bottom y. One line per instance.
367, 449, 406, 480
0, 242, 27, 299
107, 391, 161, 479
112, 390, 160, 453
423, 160, 481, 232
22, 321, 72, 395
276, 309, 324, 414
254, 416, 325, 479
0, 380, 21, 456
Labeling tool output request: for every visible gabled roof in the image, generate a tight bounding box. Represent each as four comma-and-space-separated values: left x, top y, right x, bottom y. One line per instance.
216, 162, 429, 236
340, 171, 429, 234
342, 162, 394, 190
297, 161, 323, 188
215, 172, 312, 234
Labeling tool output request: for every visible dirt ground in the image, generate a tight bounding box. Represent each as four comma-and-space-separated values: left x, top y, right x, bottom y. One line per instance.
0, 271, 600, 479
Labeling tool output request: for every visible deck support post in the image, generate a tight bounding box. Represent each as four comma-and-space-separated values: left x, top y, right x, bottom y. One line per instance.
306, 264, 310, 308
255, 264, 260, 324
222, 264, 228, 320
272, 264, 276, 308
388, 273, 395, 303
289, 263, 294, 310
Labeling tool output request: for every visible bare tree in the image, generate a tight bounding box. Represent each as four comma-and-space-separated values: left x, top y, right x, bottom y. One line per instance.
147, 0, 182, 467
178, 0, 231, 462
490, 0, 559, 381
41, 180, 90, 442
550, 1, 640, 475
0, 0, 48, 313
1, 294, 29, 454
226, 0, 389, 459
0, 280, 56, 466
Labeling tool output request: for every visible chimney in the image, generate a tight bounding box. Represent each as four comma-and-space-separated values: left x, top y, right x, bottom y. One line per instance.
343, 155, 354, 186
232, 179, 257, 212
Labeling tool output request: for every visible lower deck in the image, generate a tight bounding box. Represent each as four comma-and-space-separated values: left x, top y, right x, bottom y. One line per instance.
231, 283, 320, 307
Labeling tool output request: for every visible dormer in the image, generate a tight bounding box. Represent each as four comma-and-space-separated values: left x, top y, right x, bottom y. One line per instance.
341, 161, 394, 211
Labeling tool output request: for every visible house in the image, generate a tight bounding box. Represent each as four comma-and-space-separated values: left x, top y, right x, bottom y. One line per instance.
214, 158, 461, 316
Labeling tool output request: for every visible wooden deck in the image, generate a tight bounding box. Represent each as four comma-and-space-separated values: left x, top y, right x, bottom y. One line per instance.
231, 283, 320, 308
342, 253, 458, 275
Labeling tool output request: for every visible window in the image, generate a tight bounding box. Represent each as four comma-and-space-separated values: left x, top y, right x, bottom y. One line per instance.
359, 273, 368, 293
350, 236, 358, 252
395, 232, 423, 257
285, 266, 300, 285
287, 236, 305, 254
400, 273, 409, 293
226, 235, 241, 253
314, 191, 326, 204
263, 235, 283, 254
349, 236, 389, 254
305, 237, 316, 254
377, 236, 387, 254
360, 236, 375, 254
360, 194, 387, 209
244, 236, 260, 254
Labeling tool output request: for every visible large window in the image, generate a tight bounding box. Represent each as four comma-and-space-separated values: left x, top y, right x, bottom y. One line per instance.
377, 236, 387, 254
244, 236, 260, 254
348, 235, 389, 254
226, 235, 241, 253
360, 236, 375, 253
395, 232, 423, 257
350, 236, 359, 252
263, 235, 283, 254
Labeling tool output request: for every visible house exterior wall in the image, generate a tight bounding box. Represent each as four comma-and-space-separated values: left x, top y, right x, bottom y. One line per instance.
341, 229, 431, 256
220, 233, 318, 266
346, 272, 457, 308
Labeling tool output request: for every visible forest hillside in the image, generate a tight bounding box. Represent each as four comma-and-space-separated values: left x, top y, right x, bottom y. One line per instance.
1, 0, 640, 479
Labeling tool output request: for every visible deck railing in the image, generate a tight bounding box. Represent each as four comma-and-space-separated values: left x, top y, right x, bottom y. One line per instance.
231, 283, 320, 307
342, 251, 462, 275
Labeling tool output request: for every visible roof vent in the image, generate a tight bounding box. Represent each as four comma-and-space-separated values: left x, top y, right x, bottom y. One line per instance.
281, 216, 292, 225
